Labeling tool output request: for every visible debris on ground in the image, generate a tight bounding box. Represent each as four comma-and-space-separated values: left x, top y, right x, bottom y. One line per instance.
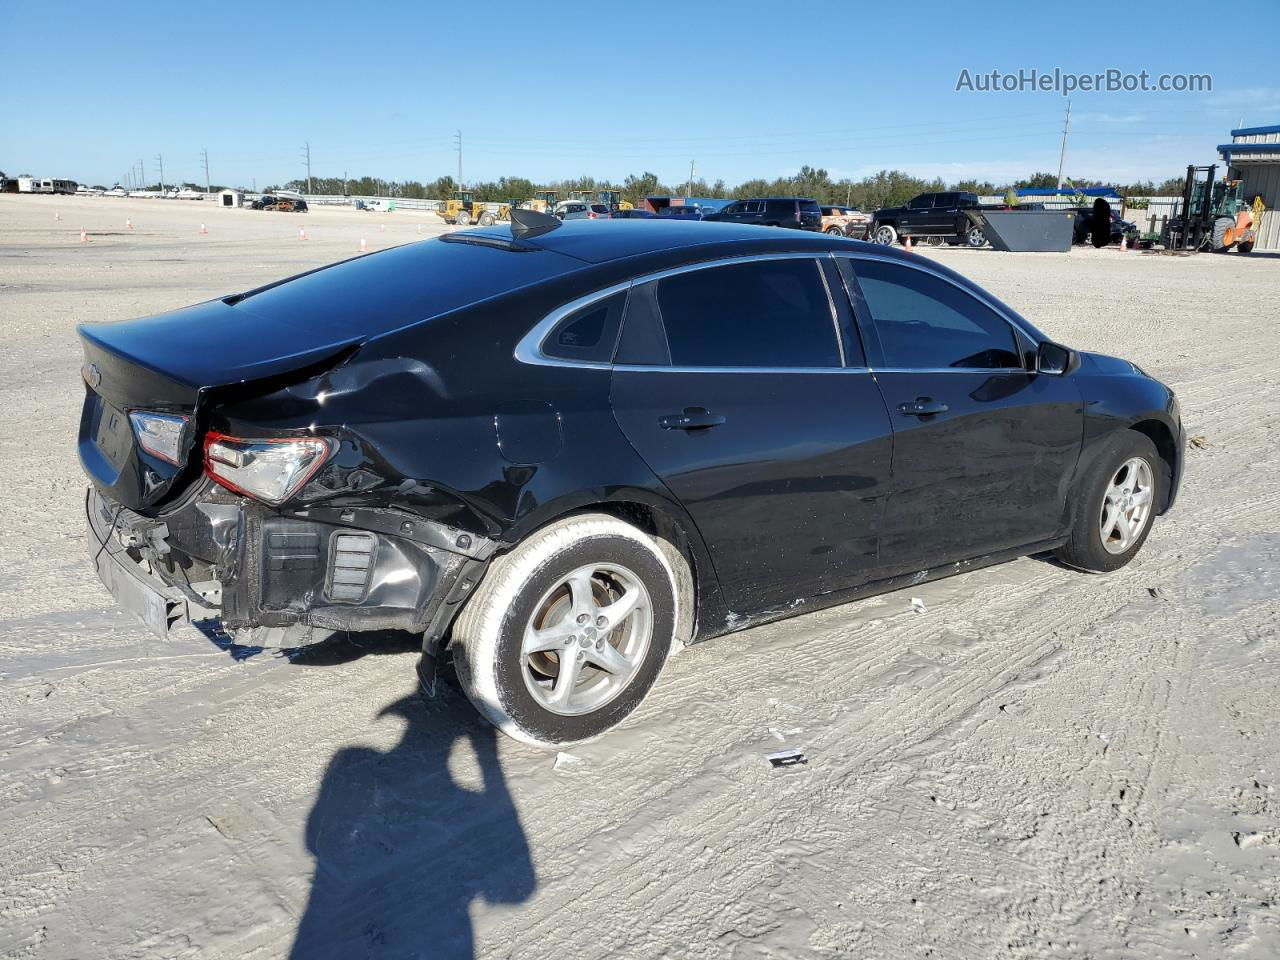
911, 597, 927, 614
553, 752, 583, 771
1189, 435, 1210, 449
766, 748, 809, 768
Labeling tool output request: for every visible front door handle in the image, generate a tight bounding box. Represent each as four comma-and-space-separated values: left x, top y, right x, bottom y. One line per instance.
659, 407, 726, 430
898, 397, 949, 417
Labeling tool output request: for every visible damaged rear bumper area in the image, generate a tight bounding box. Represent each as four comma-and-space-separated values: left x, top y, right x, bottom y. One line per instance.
85, 485, 494, 647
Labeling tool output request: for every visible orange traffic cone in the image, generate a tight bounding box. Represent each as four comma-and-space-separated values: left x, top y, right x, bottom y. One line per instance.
199, 223, 208, 235
298, 227, 307, 240
80, 227, 88, 243
359, 237, 367, 252
904, 235, 913, 252
1119, 236, 1127, 252
126, 218, 133, 230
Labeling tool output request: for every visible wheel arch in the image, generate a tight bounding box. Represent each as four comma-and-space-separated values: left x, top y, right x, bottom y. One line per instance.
1127, 418, 1179, 514
466, 489, 724, 648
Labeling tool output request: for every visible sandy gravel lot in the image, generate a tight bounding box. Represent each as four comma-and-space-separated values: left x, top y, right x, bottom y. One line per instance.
1, 195, 1278, 960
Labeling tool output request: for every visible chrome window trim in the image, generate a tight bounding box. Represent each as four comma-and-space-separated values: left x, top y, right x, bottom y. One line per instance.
515, 253, 851, 371
869, 367, 1026, 375
828, 250, 1041, 347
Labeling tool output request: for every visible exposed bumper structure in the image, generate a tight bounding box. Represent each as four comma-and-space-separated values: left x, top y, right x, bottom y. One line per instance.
86, 485, 494, 647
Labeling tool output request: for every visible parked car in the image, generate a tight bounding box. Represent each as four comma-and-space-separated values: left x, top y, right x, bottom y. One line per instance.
251, 195, 309, 213
703, 197, 822, 231
656, 205, 710, 220
555, 201, 609, 220
1071, 207, 1141, 247
870, 191, 986, 247
820, 205, 870, 238
79, 217, 1183, 747
607, 208, 657, 219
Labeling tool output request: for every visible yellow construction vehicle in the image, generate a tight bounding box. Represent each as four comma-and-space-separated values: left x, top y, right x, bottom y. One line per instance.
598, 190, 633, 211
518, 191, 558, 214
435, 191, 507, 227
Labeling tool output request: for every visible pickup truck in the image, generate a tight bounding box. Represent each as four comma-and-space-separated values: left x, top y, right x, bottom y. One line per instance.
870, 191, 987, 247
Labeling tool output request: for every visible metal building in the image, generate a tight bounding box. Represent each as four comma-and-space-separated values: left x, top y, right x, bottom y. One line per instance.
1219, 124, 1280, 250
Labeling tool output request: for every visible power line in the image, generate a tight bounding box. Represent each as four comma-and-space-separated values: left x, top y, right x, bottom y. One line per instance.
201, 148, 210, 194
155, 153, 165, 195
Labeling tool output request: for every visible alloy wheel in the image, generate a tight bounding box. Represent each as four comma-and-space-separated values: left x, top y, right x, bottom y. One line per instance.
520, 562, 653, 716
1099, 457, 1154, 554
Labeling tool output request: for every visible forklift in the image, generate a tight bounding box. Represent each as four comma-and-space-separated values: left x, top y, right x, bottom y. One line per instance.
1161, 165, 1257, 253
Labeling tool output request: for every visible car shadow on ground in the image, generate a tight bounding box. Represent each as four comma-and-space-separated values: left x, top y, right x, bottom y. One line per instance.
288, 678, 537, 959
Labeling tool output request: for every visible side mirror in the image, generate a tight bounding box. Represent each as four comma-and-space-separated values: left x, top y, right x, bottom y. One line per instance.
1037, 341, 1078, 376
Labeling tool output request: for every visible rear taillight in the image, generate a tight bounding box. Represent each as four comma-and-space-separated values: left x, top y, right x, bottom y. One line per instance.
130, 412, 190, 465
203, 432, 335, 506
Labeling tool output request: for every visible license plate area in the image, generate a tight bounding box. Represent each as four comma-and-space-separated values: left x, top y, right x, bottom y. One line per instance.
93, 400, 132, 471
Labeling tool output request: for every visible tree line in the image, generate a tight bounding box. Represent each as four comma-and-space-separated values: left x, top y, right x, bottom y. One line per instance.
266, 166, 1189, 209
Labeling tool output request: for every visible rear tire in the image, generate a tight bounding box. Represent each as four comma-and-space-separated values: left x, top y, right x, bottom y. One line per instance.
479, 212, 495, 226
966, 225, 988, 247
1055, 432, 1161, 573
452, 514, 678, 748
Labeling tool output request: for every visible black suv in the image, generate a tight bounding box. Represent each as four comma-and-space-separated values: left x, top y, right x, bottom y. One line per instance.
703, 197, 822, 231
870, 191, 984, 246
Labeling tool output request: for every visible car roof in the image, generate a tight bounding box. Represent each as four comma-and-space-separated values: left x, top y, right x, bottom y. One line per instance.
460, 218, 853, 264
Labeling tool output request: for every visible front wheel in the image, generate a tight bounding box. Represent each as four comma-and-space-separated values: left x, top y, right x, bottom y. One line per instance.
1055, 432, 1161, 573
451, 514, 678, 748
872, 223, 897, 245
479, 212, 495, 226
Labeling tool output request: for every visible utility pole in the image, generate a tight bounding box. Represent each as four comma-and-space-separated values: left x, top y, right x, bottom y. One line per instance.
454, 130, 463, 189
301, 142, 312, 194
687, 159, 695, 198
139, 159, 145, 190
155, 153, 164, 195
1055, 100, 1072, 191
343, 169, 348, 196
201, 148, 210, 195
846, 182, 852, 206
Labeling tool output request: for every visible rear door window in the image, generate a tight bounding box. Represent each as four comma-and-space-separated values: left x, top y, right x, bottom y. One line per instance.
649, 259, 841, 368
908, 195, 934, 209
542, 291, 627, 363
849, 259, 1021, 370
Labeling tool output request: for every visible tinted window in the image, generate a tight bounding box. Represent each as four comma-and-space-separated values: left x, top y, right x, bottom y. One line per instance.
543, 291, 626, 363
908, 195, 934, 209
653, 259, 840, 368
934, 193, 958, 207
851, 260, 1021, 370
798, 199, 821, 213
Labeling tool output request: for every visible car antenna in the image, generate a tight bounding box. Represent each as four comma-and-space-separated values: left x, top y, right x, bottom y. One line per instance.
510, 207, 561, 241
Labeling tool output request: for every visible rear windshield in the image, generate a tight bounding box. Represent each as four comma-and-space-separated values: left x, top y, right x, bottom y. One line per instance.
232, 238, 585, 340
798, 199, 821, 211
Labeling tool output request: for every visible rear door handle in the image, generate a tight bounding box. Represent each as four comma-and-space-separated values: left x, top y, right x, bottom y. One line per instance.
659, 407, 726, 430
898, 398, 949, 417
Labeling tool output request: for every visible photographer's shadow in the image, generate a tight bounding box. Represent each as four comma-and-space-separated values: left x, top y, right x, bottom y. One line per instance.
290, 684, 535, 959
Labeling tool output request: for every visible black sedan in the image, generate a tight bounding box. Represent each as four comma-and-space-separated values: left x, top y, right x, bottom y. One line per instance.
78, 215, 1184, 747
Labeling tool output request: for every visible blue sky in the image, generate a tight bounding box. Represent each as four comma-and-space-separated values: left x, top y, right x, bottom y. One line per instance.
3, 0, 1278, 190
